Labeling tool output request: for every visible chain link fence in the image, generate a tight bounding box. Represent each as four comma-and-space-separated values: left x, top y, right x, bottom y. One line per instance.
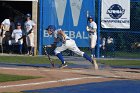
99, 1, 140, 58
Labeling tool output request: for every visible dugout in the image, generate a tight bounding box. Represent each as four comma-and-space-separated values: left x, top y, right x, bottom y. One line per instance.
0, 0, 38, 54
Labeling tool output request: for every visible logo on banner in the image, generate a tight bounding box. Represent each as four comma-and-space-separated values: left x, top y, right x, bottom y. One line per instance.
107, 4, 125, 19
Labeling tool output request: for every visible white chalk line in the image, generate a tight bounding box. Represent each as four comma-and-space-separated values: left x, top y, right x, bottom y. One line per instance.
0, 76, 103, 89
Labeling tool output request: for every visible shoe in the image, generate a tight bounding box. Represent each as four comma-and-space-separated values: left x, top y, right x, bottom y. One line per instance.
59, 62, 68, 69
91, 57, 99, 70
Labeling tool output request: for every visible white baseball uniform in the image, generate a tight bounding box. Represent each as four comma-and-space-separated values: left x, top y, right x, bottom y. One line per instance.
10, 29, 23, 45
24, 20, 36, 47
1, 19, 10, 31
53, 29, 84, 56
1, 19, 10, 37
88, 21, 97, 48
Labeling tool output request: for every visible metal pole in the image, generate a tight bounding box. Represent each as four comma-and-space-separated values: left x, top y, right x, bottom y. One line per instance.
38, 0, 43, 55
97, 0, 101, 58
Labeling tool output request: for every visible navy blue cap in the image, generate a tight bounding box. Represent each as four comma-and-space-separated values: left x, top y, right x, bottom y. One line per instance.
17, 22, 21, 26
46, 25, 56, 32
26, 13, 31, 17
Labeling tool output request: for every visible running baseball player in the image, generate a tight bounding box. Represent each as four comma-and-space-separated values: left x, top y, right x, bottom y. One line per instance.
9, 22, 23, 54
46, 25, 94, 68
86, 16, 97, 58
24, 14, 36, 56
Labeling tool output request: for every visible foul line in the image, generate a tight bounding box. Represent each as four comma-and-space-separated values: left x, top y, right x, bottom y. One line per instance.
0, 76, 103, 89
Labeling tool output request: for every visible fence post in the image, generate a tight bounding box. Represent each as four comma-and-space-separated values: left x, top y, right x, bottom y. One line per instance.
97, 0, 101, 58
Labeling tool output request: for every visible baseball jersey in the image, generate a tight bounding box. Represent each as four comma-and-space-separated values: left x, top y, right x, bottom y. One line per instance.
89, 21, 97, 35
24, 20, 36, 32
53, 29, 71, 42
2, 19, 10, 31
12, 29, 22, 42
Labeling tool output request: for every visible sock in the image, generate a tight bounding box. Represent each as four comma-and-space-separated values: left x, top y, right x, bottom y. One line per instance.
91, 48, 95, 57
56, 53, 65, 64
83, 53, 92, 62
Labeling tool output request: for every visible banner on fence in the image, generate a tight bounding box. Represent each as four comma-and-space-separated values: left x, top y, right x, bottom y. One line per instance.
101, 0, 130, 29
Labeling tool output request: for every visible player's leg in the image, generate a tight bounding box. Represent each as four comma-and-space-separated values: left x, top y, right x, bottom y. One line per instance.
26, 36, 31, 55
67, 40, 93, 63
54, 44, 68, 68
30, 33, 34, 56
18, 44, 22, 54
90, 35, 97, 57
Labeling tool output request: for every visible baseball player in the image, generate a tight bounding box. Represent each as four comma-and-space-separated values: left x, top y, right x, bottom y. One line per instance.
9, 22, 23, 54
86, 16, 97, 58
46, 25, 94, 68
0, 16, 13, 53
24, 14, 36, 56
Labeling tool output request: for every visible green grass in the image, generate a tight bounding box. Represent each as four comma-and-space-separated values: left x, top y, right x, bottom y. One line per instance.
0, 74, 40, 82
0, 56, 60, 64
114, 51, 140, 58
0, 55, 140, 67
98, 59, 140, 66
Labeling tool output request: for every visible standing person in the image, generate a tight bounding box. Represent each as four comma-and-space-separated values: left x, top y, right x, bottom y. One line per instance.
46, 25, 96, 69
106, 36, 115, 57
24, 14, 36, 56
10, 22, 23, 54
0, 16, 14, 53
86, 16, 97, 58
100, 36, 106, 58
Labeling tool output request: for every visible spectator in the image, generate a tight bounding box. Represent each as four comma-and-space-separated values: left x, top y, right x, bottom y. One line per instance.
106, 36, 115, 57
100, 36, 106, 58
9, 22, 23, 54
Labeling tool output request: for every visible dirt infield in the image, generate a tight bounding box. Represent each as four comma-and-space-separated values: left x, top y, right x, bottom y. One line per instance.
0, 66, 140, 92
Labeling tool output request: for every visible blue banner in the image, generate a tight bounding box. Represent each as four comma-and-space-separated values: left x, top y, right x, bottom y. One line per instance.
41, 0, 95, 47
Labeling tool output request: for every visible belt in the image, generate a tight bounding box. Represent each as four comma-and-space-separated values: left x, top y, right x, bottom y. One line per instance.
66, 39, 70, 40
89, 33, 94, 35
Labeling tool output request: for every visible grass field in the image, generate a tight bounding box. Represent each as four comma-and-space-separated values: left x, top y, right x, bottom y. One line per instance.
98, 59, 140, 66
0, 55, 139, 67
0, 55, 60, 64
0, 74, 40, 83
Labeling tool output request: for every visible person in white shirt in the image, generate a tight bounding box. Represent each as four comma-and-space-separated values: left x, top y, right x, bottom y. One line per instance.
46, 25, 96, 68
24, 14, 36, 56
86, 16, 97, 58
0, 17, 14, 53
9, 22, 23, 54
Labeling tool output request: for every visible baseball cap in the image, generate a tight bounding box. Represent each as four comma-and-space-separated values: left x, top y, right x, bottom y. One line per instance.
17, 22, 21, 26
88, 16, 93, 20
46, 25, 56, 32
26, 13, 31, 17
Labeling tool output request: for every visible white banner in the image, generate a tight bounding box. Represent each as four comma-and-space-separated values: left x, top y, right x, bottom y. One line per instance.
101, 0, 130, 29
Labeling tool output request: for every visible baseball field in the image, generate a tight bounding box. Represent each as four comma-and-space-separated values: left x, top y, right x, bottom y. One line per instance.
0, 55, 140, 93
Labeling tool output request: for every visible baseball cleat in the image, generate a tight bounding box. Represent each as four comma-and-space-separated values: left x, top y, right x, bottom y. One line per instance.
91, 57, 99, 70
59, 62, 68, 69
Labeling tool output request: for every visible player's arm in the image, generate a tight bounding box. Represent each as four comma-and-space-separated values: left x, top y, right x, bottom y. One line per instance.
86, 26, 96, 33
1, 24, 4, 29
90, 28, 97, 33
58, 30, 66, 41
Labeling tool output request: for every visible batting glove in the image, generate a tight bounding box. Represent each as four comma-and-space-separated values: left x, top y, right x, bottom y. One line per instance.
86, 26, 90, 31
